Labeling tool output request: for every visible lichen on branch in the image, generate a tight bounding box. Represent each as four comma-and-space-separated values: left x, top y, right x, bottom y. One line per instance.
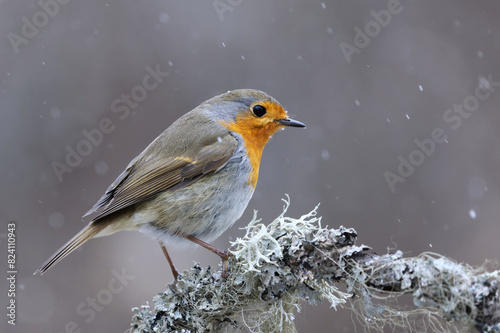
130, 197, 500, 333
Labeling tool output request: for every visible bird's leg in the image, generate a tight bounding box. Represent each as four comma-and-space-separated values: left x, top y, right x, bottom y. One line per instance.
159, 242, 179, 281
179, 234, 233, 278
182, 234, 230, 259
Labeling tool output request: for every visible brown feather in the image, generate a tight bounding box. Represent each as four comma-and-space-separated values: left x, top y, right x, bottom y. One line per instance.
34, 221, 109, 275
90, 134, 237, 221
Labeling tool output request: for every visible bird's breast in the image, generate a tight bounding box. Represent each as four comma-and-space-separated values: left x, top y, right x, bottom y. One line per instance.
137, 152, 255, 245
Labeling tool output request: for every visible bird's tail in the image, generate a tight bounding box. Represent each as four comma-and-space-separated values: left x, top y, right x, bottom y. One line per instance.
34, 222, 107, 275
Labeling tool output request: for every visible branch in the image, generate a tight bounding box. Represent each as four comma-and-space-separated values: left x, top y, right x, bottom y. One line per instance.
130, 197, 500, 333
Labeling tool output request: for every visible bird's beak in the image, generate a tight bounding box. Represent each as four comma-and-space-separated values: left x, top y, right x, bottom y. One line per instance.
276, 117, 306, 128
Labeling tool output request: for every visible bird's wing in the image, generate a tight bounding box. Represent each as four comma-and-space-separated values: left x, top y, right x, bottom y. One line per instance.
84, 134, 238, 221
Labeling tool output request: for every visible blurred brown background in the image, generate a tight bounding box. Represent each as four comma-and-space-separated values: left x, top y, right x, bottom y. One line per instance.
1, 0, 500, 332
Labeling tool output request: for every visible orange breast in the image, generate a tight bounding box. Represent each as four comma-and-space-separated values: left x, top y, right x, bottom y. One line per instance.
221, 121, 266, 188
221, 124, 280, 187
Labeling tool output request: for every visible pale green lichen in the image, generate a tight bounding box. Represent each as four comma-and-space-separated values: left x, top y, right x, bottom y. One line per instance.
346, 251, 500, 332
230, 211, 283, 272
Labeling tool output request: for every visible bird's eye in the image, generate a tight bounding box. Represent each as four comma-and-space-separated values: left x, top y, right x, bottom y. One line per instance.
252, 105, 266, 117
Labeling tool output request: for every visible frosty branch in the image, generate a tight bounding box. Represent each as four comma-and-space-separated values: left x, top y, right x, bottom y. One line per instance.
130, 197, 500, 333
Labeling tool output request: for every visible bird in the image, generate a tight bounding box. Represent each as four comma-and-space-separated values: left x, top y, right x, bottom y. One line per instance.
34, 89, 305, 279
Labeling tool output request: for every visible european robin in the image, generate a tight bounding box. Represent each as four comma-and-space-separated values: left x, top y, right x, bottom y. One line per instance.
35, 89, 305, 278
